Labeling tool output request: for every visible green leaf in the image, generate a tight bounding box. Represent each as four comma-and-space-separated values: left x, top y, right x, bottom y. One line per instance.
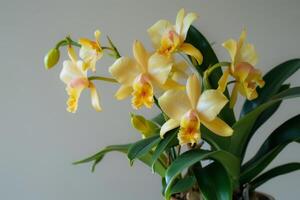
127, 135, 161, 164
152, 113, 166, 126
73, 144, 130, 165
241, 59, 300, 116
164, 149, 239, 199
151, 129, 178, 172
240, 114, 300, 184
249, 84, 290, 134
185, 26, 223, 88
169, 176, 196, 196
229, 87, 300, 158
250, 163, 300, 190
73, 143, 166, 177
193, 162, 233, 200
185, 26, 235, 150
238, 84, 290, 163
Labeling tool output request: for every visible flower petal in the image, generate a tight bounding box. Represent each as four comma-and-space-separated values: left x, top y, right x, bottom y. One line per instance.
175, 8, 185, 35
181, 12, 197, 40
160, 78, 185, 91
89, 82, 102, 112
109, 57, 140, 86
197, 90, 228, 121
239, 43, 258, 66
201, 117, 233, 137
115, 85, 133, 100
230, 83, 239, 108
60, 60, 86, 85
179, 43, 203, 65
160, 119, 180, 138
159, 89, 191, 121
133, 40, 149, 72
148, 53, 173, 85
217, 68, 230, 93
222, 39, 237, 63
66, 86, 84, 113
148, 20, 173, 48
237, 29, 247, 50
67, 46, 78, 62
172, 60, 188, 82
186, 74, 201, 109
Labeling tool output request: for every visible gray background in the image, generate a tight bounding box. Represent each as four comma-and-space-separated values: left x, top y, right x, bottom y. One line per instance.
0, 0, 299, 199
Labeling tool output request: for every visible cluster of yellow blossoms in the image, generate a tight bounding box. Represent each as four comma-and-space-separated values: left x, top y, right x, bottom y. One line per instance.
45, 9, 264, 146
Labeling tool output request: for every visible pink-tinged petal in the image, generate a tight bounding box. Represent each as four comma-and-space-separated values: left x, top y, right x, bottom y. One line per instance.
179, 43, 203, 65
175, 8, 185, 35
160, 119, 180, 138
133, 40, 149, 72
109, 57, 140, 86
115, 85, 133, 100
89, 82, 102, 112
218, 68, 230, 93
201, 117, 233, 137
60, 60, 86, 85
148, 20, 173, 48
186, 74, 201, 109
222, 39, 237, 63
197, 90, 228, 121
159, 89, 192, 121
148, 53, 173, 85
181, 12, 198, 40
234, 62, 251, 81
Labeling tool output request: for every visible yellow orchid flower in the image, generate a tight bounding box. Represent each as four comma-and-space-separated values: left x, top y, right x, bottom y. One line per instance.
109, 40, 181, 109
60, 46, 101, 113
78, 30, 103, 72
148, 8, 203, 64
219, 30, 265, 107
159, 74, 233, 145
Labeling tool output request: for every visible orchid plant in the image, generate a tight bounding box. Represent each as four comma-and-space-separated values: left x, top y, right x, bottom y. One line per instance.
44, 9, 300, 200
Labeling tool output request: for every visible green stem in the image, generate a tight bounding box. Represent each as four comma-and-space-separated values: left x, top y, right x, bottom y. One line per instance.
55, 40, 68, 49
203, 61, 231, 89
207, 62, 231, 76
88, 76, 118, 83
107, 36, 121, 58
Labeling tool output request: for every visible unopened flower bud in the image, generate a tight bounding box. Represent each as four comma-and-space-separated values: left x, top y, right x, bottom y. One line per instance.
44, 48, 60, 69
130, 114, 159, 138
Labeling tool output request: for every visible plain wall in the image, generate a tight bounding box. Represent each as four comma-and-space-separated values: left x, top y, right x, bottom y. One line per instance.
0, 0, 299, 199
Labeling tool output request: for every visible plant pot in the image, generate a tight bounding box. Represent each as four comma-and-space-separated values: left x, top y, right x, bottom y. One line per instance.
172, 191, 275, 200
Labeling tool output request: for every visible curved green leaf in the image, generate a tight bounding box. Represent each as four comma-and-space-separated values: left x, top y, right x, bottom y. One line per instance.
128, 135, 161, 164
73, 143, 166, 177
250, 163, 300, 190
241, 59, 300, 116
164, 149, 239, 199
151, 129, 178, 172
229, 87, 300, 158
241, 114, 300, 183
193, 162, 232, 200
249, 84, 290, 133
239, 84, 290, 163
170, 176, 196, 197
